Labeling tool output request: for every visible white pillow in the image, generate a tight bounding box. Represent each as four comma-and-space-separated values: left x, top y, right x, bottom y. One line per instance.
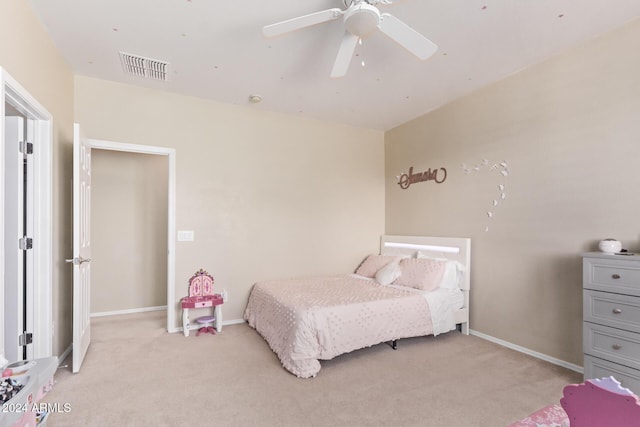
374, 261, 402, 286
416, 251, 466, 289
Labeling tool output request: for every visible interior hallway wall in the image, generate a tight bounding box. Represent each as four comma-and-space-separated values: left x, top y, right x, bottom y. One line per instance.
91, 150, 168, 314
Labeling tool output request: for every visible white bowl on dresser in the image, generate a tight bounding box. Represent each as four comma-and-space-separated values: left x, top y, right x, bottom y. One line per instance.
598, 239, 622, 254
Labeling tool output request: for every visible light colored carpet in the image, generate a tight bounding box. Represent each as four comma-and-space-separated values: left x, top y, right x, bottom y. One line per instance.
43, 311, 581, 426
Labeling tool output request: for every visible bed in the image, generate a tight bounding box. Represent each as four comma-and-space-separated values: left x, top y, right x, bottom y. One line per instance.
243, 235, 471, 378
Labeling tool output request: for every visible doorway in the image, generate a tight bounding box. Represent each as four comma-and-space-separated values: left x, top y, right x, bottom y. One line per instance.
3, 109, 31, 363
85, 138, 176, 332
90, 149, 168, 316
1, 67, 53, 362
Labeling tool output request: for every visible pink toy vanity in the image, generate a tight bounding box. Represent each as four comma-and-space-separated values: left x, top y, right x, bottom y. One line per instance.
180, 269, 224, 337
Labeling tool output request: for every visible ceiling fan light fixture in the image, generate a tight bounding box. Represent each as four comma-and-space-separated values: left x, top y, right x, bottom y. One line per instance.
344, 3, 380, 37
263, 0, 437, 78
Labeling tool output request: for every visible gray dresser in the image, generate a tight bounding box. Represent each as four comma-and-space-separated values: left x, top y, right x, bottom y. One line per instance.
583, 252, 640, 394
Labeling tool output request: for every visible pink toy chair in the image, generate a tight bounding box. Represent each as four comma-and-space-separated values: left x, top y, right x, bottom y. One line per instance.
510, 376, 640, 427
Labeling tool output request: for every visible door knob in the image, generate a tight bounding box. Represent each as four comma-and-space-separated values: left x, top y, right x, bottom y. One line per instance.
65, 257, 91, 265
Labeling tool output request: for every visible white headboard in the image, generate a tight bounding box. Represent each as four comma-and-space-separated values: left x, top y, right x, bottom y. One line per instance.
380, 235, 471, 334
380, 235, 471, 289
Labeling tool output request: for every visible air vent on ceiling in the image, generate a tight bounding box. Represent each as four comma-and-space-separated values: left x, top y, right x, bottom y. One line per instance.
119, 52, 169, 81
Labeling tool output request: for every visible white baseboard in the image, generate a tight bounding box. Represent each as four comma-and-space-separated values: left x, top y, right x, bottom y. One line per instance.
57, 344, 72, 366
91, 305, 167, 318
470, 329, 583, 374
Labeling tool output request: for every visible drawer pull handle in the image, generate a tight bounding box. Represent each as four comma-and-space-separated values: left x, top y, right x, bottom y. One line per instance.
613, 308, 623, 314
612, 274, 621, 279
613, 344, 622, 350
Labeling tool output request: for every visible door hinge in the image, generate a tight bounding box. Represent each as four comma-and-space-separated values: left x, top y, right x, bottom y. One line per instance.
19, 141, 33, 156
18, 332, 33, 346
19, 237, 33, 250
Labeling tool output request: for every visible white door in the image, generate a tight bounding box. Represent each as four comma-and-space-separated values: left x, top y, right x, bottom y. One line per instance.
3, 116, 25, 362
1, 68, 54, 362
70, 123, 92, 373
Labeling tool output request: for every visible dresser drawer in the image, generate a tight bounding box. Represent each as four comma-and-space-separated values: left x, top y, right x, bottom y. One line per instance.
584, 354, 640, 395
584, 322, 640, 370
584, 290, 640, 334
584, 257, 640, 296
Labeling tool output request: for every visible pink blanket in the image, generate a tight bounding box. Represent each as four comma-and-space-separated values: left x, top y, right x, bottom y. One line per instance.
244, 275, 433, 378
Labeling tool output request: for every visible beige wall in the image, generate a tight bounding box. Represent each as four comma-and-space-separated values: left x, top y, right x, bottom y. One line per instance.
74, 75, 385, 327
386, 18, 640, 366
91, 150, 168, 313
0, 0, 74, 357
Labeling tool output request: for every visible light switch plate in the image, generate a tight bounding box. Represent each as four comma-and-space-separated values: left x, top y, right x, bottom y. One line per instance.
177, 230, 194, 241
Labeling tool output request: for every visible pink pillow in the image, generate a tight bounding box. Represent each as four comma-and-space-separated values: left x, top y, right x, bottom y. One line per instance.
395, 258, 446, 291
355, 255, 403, 278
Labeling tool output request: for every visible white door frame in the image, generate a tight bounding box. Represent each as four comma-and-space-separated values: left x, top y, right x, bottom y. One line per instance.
87, 139, 177, 332
0, 67, 53, 359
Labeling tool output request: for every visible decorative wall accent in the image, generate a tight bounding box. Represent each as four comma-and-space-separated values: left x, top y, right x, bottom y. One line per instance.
396, 166, 447, 190
462, 159, 509, 232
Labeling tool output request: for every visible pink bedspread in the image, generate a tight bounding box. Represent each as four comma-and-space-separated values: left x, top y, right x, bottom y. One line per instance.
243, 275, 434, 378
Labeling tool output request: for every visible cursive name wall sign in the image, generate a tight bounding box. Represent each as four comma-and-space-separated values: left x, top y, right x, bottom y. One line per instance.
397, 166, 447, 190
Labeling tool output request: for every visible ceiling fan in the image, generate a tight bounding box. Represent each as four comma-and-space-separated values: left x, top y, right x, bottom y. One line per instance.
263, 0, 438, 78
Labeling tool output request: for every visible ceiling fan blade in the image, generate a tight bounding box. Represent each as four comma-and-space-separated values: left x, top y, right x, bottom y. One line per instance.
378, 13, 438, 60
331, 31, 359, 78
263, 8, 343, 38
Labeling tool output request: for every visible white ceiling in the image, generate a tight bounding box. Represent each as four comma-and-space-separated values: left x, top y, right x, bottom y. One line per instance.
26, 0, 640, 130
